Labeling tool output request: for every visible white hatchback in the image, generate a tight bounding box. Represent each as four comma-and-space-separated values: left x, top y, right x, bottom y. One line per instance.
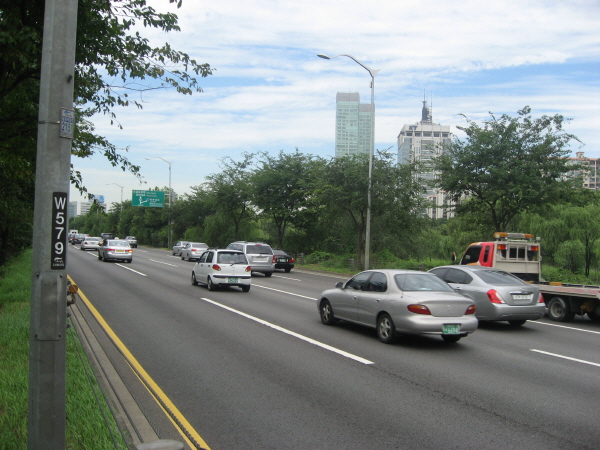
191, 249, 251, 292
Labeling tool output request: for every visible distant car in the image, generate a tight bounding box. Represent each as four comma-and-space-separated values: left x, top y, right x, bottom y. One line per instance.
173, 241, 190, 256
100, 232, 115, 241
317, 269, 478, 343
181, 242, 209, 261
80, 236, 101, 251
272, 249, 295, 273
72, 233, 87, 245
124, 236, 138, 248
191, 249, 251, 292
97, 239, 133, 263
225, 241, 275, 277
429, 265, 545, 326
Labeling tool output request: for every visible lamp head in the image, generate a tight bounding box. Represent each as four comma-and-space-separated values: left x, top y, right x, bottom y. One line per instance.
317, 54, 331, 60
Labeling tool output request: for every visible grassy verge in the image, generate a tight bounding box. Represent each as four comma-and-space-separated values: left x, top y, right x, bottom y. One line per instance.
0, 249, 127, 450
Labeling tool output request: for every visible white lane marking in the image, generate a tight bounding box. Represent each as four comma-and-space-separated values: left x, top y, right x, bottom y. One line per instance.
272, 275, 303, 281
530, 321, 600, 335
200, 297, 374, 365
252, 283, 316, 301
115, 263, 147, 276
149, 259, 178, 267
530, 349, 600, 368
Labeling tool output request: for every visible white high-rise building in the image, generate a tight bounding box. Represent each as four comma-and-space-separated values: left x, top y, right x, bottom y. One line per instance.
397, 99, 455, 219
335, 92, 373, 158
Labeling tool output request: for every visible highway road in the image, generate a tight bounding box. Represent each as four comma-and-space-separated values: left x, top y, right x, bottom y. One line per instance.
67, 244, 600, 450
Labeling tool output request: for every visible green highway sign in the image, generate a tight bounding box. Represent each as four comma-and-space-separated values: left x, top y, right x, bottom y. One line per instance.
132, 190, 165, 207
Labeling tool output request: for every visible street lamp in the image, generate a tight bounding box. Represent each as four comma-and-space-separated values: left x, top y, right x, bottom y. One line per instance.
318, 53, 380, 270
145, 156, 173, 249
105, 183, 123, 211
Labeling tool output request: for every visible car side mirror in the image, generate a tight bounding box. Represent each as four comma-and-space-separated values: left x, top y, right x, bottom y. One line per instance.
335, 282, 343, 289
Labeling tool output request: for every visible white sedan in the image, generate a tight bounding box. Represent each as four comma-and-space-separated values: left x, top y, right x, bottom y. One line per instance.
191, 249, 251, 292
317, 269, 478, 343
80, 236, 101, 251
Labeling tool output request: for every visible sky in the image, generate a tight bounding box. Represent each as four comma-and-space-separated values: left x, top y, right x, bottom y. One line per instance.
70, 0, 600, 210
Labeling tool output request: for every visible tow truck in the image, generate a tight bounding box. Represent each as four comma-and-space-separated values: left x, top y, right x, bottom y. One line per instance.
458, 232, 600, 322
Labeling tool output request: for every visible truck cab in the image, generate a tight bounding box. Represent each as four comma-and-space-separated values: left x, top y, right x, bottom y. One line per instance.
459, 232, 541, 283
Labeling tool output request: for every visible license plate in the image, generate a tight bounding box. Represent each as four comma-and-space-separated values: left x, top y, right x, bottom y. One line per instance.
443, 324, 460, 334
116, 250, 125, 253
228, 278, 238, 283
254, 257, 267, 261
512, 294, 532, 300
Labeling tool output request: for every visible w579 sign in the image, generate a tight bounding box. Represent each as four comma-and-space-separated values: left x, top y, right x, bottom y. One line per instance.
51, 192, 67, 270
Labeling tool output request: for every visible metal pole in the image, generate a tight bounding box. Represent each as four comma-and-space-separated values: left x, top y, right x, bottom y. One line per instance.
29, 0, 78, 448
145, 157, 173, 249
317, 54, 379, 270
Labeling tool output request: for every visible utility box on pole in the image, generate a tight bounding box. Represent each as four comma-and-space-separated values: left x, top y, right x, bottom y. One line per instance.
29, 0, 78, 448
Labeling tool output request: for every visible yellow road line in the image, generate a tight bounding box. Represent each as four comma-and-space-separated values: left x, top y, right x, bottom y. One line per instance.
68, 275, 210, 450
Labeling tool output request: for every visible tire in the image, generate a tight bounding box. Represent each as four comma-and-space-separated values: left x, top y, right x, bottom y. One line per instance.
181, 255, 185, 260
80, 246, 84, 251
547, 297, 575, 322
377, 313, 396, 344
98, 253, 103, 261
442, 335, 461, 343
241, 285, 250, 292
207, 277, 217, 291
319, 300, 336, 325
264, 272, 272, 277
285, 268, 291, 273
191, 272, 198, 286
508, 320, 526, 327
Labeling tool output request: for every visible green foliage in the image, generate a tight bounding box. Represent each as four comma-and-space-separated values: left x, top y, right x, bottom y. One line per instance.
555, 240, 585, 273
435, 106, 582, 231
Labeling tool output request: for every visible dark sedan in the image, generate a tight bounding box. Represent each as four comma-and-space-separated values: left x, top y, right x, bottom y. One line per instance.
272, 249, 295, 273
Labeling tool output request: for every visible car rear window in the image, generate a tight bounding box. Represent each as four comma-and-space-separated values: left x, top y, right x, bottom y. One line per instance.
217, 252, 248, 264
395, 274, 454, 292
476, 270, 526, 285
246, 245, 273, 254
108, 240, 129, 247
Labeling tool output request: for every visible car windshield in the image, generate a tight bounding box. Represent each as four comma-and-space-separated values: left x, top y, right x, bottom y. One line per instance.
395, 273, 454, 292
86, 237, 99, 241
217, 252, 248, 264
247, 245, 272, 254
476, 270, 527, 285
107, 240, 128, 247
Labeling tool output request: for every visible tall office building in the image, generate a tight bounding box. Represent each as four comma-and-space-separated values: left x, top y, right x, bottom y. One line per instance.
335, 92, 373, 158
397, 99, 454, 219
68, 201, 77, 219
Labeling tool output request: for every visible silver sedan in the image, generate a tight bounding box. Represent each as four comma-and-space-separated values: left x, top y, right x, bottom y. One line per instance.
172, 241, 190, 256
429, 265, 545, 326
80, 236, 101, 251
317, 270, 477, 343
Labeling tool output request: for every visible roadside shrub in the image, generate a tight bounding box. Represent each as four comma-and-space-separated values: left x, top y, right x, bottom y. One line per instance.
555, 240, 585, 273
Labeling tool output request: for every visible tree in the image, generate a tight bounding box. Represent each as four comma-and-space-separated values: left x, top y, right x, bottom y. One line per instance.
0, 0, 212, 263
251, 149, 321, 249
434, 107, 582, 232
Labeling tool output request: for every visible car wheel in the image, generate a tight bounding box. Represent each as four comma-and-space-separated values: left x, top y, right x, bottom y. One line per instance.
241, 285, 250, 292
508, 320, 526, 327
80, 246, 84, 251
191, 272, 198, 286
285, 268, 291, 273
319, 300, 336, 325
98, 253, 103, 261
264, 272, 272, 277
442, 335, 461, 343
377, 313, 396, 344
547, 297, 575, 322
587, 310, 600, 322
207, 277, 217, 291
181, 255, 184, 260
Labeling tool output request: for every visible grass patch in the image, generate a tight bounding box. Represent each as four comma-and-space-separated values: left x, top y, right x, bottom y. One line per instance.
0, 249, 127, 449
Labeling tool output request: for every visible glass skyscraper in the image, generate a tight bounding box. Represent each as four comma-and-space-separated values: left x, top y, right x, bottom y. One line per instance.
335, 92, 373, 158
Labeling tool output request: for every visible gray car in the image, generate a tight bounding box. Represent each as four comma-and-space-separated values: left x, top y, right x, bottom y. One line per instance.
80, 236, 101, 251
225, 241, 275, 277
317, 269, 478, 343
172, 241, 190, 256
429, 265, 545, 326
97, 239, 133, 263
180, 242, 209, 261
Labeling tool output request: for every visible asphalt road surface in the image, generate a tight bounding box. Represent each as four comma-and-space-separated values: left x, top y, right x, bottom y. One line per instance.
67, 245, 600, 450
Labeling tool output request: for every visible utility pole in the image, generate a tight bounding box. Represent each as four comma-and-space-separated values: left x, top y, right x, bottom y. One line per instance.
29, 0, 78, 448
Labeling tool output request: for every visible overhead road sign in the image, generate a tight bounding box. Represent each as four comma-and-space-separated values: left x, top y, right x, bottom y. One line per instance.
132, 190, 165, 207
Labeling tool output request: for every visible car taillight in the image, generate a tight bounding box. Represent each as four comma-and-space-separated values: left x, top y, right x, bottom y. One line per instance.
487, 289, 505, 304
290, 257, 295, 263
538, 293, 545, 303
106, 248, 114, 252
127, 249, 132, 253
245, 266, 251, 272
465, 305, 477, 315
272, 255, 277, 263
212, 264, 221, 271
407, 304, 431, 315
